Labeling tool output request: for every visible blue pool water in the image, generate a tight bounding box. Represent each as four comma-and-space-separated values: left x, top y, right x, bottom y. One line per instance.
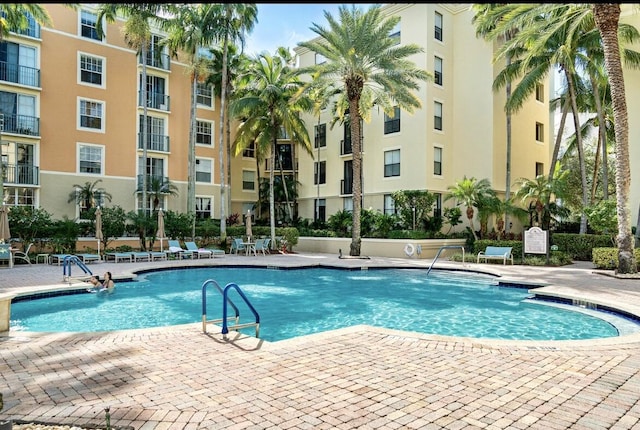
10, 267, 625, 341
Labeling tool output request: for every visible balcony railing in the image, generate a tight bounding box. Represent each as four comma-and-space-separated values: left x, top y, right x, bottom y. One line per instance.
138, 133, 170, 152
1, 163, 39, 185
0, 114, 40, 136
136, 174, 170, 192
139, 52, 171, 71
138, 91, 170, 111
340, 179, 353, 195
0, 62, 40, 87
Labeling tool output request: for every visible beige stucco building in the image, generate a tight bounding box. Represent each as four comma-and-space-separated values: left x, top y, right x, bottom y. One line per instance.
2, 3, 638, 234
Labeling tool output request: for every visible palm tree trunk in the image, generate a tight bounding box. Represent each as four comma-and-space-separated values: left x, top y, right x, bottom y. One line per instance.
565, 68, 589, 234
349, 101, 363, 256
590, 71, 608, 202
269, 139, 277, 249
226, 90, 232, 222
549, 97, 570, 179
593, 3, 636, 274
277, 152, 293, 222
218, 9, 230, 240
188, 72, 197, 239
141, 44, 149, 249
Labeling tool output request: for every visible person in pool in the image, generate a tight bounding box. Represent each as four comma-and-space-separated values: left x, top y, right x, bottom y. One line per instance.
100, 271, 115, 293
86, 276, 102, 292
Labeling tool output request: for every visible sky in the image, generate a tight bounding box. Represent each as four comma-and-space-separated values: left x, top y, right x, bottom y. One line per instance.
244, 4, 374, 56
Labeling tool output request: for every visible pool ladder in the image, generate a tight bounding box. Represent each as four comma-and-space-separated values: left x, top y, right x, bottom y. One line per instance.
201, 279, 260, 338
62, 255, 93, 282
426, 245, 465, 276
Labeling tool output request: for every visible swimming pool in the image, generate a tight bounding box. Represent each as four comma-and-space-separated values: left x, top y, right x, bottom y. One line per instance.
10, 267, 634, 341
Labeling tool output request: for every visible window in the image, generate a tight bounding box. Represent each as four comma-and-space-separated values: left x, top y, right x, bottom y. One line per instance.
139, 115, 166, 151
435, 11, 443, 41
145, 34, 169, 70
384, 194, 396, 216
315, 53, 326, 64
79, 99, 103, 130
434, 101, 443, 131
80, 53, 103, 86
535, 122, 544, 142
196, 82, 212, 107
242, 170, 255, 191
314, 123, 326, 148
434, 193, 442, 218
314, 160, 326, 185
141, 75, 168, 110
343, 197, 353, 213
384, 106, 400, 134
196, 120, 213, 146
196, 197, 212, 219
434, 56, 443, 86
536, 83, 544, 102
0, 92, 37, 135
80, 10, 101, 41
195, 158, 212, 183
243, 142, 255, 158
434, 147, 442, 175
78, 144, 103, 174
389, 21, 400, 45
536, 162, 544, 177
384, 149, 400, 177
0, 42, 38, 86
315, 198, 326, 223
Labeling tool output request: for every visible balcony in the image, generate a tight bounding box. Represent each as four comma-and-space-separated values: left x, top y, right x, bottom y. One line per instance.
0, 62, 40, 87
0, 114, 40, 136
138, 91, 170, 111
138, 133, 170, 152
1, 163, 39, 185
136, 174, 170, 192
340, 179, 352, 195
139, 52, 171, 71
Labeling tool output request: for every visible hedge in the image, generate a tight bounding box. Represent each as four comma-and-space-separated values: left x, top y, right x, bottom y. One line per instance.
592, 247, 640, 270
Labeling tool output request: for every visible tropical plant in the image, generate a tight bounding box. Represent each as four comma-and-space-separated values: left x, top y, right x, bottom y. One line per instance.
445, 176, 494, 239
515, 170, 569, 231
147, 176, 179, 212
296, 4, 431, 256
230, 51, 313, 249
97, 205, 127, 251
0, 4, 52, 41
391, 190, 437, 231
164, 4, 222, 239
593, 3, 637, 274
67, 179, 113, 214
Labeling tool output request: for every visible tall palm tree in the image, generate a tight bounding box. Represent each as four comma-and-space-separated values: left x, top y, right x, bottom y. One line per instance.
515, 170, 569, 231
147, 176, 179, 212
164, 4, 221, 239
593, 3, 637, 274
444, 176, 494, 240
96, 4, 169, 223
230, 52, 313, 248
67, 179, 113, 214
297, 5, 430, 256
211, 4, 257, 240
0, 4, 52, 41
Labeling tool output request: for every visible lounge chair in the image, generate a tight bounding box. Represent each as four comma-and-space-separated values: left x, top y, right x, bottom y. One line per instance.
185, 241, 213, 259
230, 238, 246, 255
49, 253, 72, 266
149, 251, 168, 261
131, 252, 151, 262
13, 242, 33, 265
0, 244, 13, 268
167, 240, 195, 259
75, 253, 101, 263
105, 252, 133, 263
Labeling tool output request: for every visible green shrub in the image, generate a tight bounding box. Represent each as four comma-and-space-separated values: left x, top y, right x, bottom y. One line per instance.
592, 247, 640, 270
551, 233, 614, 261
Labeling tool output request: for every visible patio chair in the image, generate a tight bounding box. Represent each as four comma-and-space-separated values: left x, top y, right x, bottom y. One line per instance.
230, 238, 246, 255
168, 240, 195, 259
0, 244, 13, 268
185, 241, 213, 259
75, 253, 101, 264
13, 242, 33, 265
254, 238, 270, 256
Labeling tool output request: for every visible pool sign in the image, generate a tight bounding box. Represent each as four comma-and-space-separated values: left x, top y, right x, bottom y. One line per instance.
523, 226, 549, 263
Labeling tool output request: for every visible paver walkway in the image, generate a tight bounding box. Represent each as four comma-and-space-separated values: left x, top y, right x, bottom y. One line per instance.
1, 253, 640, 429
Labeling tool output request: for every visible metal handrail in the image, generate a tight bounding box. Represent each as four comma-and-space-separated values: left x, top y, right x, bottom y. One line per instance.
222, 283, 260, 338
62, 255, 93, 280
426, 245, 465, 276
201, 279, 240, 333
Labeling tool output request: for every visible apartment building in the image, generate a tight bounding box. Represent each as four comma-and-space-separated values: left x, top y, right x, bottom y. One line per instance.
294, 3, 552, 230
0, 4, 250, 221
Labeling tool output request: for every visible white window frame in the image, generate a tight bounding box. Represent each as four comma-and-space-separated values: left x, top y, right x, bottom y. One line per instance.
384, 148, 401, 178
195, 157, 213, 183
196, 119, 214, 146
195, 196, 213, 219
78, 52, 106, 88
79, 9, 102, 42
77, 142, 104, 175
434, 56, 443, 86
196, 82, 213, 108
242, 169, 256, 191
78, 97, 105, 132
434, 100, 443, 132
434, 146, 443, 176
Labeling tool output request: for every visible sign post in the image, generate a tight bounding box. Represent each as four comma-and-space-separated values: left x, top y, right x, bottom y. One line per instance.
523, 226, 549, 264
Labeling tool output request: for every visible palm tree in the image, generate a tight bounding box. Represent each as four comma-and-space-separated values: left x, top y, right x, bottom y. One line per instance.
229, 51, 313, 249
96, 4, 169, 228
0, 4, 52, 41
67, 179, 113, 214
147, 177, 179, 212
444, 176, 494, 240
211, 4, 257, 240
297, 5, 431, 256
164, 4, 221, 239
515, 170, 568, 231
593, 3, 637, 274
